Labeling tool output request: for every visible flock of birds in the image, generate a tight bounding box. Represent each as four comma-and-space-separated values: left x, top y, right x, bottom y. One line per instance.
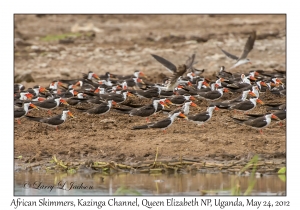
14, 31, 286, 134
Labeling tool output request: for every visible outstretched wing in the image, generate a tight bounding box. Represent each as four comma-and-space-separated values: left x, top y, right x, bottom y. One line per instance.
218, 46, 239, 60
151, 54, 177, 73
167, 65, 187, 90
185, 53, 196, 70
239, 30, 256, 60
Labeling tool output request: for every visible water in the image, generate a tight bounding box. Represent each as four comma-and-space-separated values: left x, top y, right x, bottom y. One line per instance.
14, 171, 286, 196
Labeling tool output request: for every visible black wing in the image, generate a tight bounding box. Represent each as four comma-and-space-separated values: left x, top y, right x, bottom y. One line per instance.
188, 112, 210, 122
151, 54, 177, 73
245, 116, 267, 128
185, 53, 196, 70
239, 31, 256, 60
130, 105, 155, 117
218, 46, 239, 60
149, 118, 171, 128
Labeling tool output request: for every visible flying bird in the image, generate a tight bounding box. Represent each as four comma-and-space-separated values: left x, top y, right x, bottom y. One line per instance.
151, 53, 195, 91
218, 31, 256, 69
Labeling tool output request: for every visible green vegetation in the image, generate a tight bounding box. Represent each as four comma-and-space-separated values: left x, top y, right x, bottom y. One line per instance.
40, 31, 95, 42
278, 167, 286, 174
278, 167, 286, 182
40, 32, 82, 42
114, 186, 142, 195
231, 155, 259, 195
45, 155, 77, 173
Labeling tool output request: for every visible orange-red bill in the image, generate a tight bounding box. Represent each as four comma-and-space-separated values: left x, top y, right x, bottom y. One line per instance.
139, 71, 145, 77
127, 92, 134, 97
68, 111, 75, 118
60, 99, 69, 105
257, 99, 264, 105
160, 101, 169, 108
39, 87, 47, 93
164, 99, 173, 105
25, 93, 34, 99
260, 81, 267, 87
203, 81, 210, 87
249, 91, 256, 97
223, 88, 230, 93
179, 112, 187, 118
30, 103, 39, 109
276, 78, 283, 84
191, 102, 198, 107
93, 73, 100, 80
38, 97, 45, 102
271, 114, 280, 120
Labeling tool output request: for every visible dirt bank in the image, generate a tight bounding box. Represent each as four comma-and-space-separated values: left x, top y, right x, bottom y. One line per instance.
14, 14, 286, 170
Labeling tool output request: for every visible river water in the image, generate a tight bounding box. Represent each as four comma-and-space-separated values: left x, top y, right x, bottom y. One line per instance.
14, 171, 286, 196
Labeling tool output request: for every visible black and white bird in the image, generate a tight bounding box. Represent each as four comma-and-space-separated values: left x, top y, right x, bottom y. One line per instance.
211, 89, 255, 109
113, 98, 164, 122
231, 113, 280, 134
173, 100, 198, 117
33, 96, 69, 114
186, 104, 218, 126
197, 87, 229, 101
76, 100, 116, 115
229, 97, 264, 113
218, 31, 256, 69
26, 109, 75, 131
132, 110, 187, 133
14, 102, 39, 124
66, 92, 89, 106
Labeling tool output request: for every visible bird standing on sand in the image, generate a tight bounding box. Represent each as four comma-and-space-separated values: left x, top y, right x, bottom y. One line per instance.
14, 102, 39, 124
132, 110, 187, 133
231, 113, 280, 134
26, 109, 75, 131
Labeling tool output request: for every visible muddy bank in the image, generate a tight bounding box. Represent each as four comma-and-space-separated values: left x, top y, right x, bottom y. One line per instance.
14, 15, 286, 171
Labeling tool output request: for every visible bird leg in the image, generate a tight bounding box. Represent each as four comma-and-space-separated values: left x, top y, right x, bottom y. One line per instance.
56, 126, 58, 131
17, 119, 21, 125
48, 110, 52, 115
259, 129, 263, 135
